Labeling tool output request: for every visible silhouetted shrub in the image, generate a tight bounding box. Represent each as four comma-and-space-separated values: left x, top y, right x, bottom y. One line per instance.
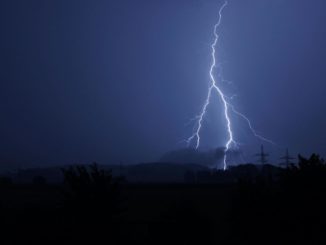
62, 163, 122, 221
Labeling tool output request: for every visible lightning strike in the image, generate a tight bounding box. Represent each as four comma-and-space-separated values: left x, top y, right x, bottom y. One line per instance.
228, 105, 276, 146
187, 1, 275, 170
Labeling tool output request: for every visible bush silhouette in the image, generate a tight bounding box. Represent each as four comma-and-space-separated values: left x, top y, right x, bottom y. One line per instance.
282, 153, 326, 188
62, 163, 121, 221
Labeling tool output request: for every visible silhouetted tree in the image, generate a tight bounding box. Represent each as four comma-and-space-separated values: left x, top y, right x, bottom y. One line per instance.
281, 153, 326, 188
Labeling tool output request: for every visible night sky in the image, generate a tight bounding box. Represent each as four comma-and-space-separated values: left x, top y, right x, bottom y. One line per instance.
1, 0, 326, 170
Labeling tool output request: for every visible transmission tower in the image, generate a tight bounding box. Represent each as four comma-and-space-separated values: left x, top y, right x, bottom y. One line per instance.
255, 145, 269, 165
280, 148, 295, 168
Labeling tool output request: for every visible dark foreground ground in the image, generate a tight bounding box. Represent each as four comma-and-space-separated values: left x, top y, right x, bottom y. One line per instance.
1, 155, 326, 244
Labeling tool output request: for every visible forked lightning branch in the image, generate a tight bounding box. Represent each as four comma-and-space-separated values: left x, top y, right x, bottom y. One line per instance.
186, 1, 275, 170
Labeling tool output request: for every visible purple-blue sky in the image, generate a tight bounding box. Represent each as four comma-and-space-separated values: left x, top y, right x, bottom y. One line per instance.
1, 0, 326, 169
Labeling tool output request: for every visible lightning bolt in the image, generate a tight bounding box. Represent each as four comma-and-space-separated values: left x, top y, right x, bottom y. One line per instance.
186, 1, 275, 170
228, 104, 276, 146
